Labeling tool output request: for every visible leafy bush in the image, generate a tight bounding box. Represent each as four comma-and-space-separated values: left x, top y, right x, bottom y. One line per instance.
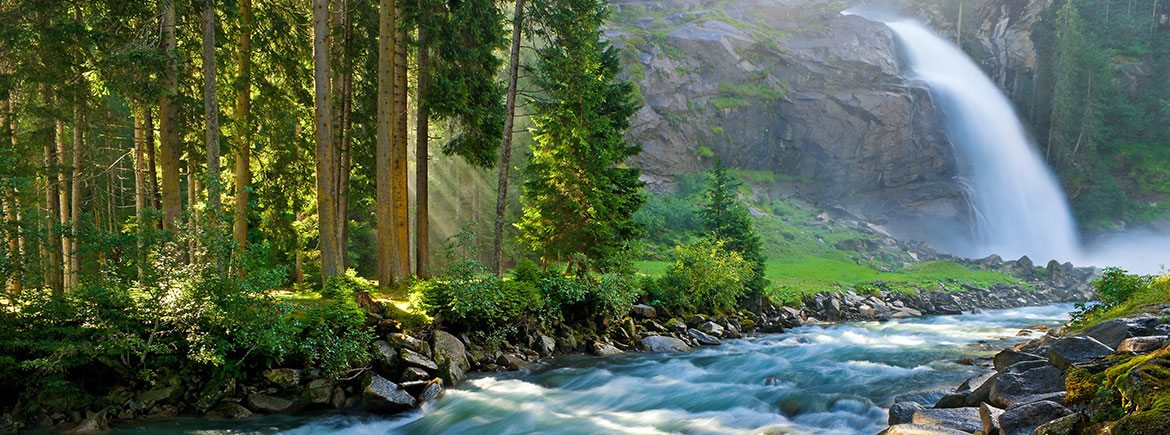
655, 238, 751, 313
1093, 267, 1153, 308
585, 273, 643, 320
295, 299, 373, 379
321, 269, 378, 299
417, 259, 542, 331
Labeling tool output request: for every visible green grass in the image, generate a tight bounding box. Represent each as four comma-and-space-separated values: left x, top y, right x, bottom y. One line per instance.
1067, 275, 1170, 332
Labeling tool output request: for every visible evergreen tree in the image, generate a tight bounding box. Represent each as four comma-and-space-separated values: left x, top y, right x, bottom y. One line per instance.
517, 0, 643, 274
701, 161, 767, 298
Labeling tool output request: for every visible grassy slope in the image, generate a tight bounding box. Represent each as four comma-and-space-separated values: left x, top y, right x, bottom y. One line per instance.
1067, 275, 1170, 333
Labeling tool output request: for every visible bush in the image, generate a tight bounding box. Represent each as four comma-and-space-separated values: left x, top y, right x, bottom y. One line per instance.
321, 269, 378, 299
295, 299, 373, 379
655, 238, 751, 313
1093, 267, 1153, 308
417, 260, 542, 331
585, 273, 643, 320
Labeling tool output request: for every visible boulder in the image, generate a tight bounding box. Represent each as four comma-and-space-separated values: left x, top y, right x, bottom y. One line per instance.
138, 385, 180, 410
1048, 336, 1114, 370
631, 304, 657, 319
63, 410, 107, 434
1117, 335, 1168, 353
206, 402, 253, 419
402, 348, 440, 372
642, 335, 692, 352
933, 392, 968, 409
195, 376, 236, 411
1034, 413, 1080, 435
910, 407, 983, 433
400, 367, 431, 382
245, 394, 296, 413
665, 318, 687, 332
963, 371, 1001, 407
997, 400, 1072, 435
432, 331, 471, 385
699, 321, 725, 336
497, 353, 529, 371
888, 402, 924, 425
989, 365, 1065, 409
979, 403, 1004, 435
374, 340, 398, 372
686, 328, 722, 346
263, 368, 302, 389
391, 333, 432, 357
878, 423, 968, 434
993, 349, 1044, 372
362, 374, 417, 415
539, 335, 557, 356
418, 378, 445, 406
1082, 317, 1160, 349
894, 391, 947, 406
301, 379, 334, 406
592, 342, 624, 356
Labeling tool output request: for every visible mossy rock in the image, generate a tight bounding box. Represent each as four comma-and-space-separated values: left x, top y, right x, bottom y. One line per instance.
1118, 355, 1170, 412
1066, 367, 1105, 404
1112, 409, 1170, 435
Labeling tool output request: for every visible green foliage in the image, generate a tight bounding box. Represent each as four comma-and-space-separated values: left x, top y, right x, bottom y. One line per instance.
655, 238, 751, 313
1069, 269, 1167, 329
584, 272, 643, 320
321, 269, 378, 299
417, 259, 543, 331
1095, 267, 1155, 308
702, 162, 768, 296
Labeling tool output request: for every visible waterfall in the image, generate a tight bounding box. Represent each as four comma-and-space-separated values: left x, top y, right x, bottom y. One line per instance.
882, 20, 1081, 263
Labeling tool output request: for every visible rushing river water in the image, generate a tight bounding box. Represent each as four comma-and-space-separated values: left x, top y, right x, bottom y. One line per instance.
113, 304, 1074, 435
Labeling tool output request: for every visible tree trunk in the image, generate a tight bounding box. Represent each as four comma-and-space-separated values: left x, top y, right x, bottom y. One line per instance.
313, 0, 342, 283
203, 0, 222, 213
376, 0, 396, 291
159, 0, 182, 232
145, 108, 160, 211
2, 92, 20, 293
7, 93, 23, 290
69, 104, 82, 290
393, 12, 410, 276
233, 0, 252, 263
56, 120, 71, 292
134, 107, 148, 278
333, 0, 353, 270
295, 211, 305, 284
494, 0, 525, 275
42, 102, 62, 294
416, 24, 430, 278
188, 160, 201, 258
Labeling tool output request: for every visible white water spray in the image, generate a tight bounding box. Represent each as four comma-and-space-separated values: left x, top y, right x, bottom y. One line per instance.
882, 20, 1081, 263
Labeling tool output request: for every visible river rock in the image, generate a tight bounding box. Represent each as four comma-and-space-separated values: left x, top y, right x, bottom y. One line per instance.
889, 402, 924, 425
895, 391, 947, 406
195, 376, 236, 411
687, 328, 721, 346
631, 304, 657, 319
362, 374, 417, 415
63, 410, 107, 434
301, 379, 334, 406
497, 353, 529, 370
962, 371, 1001, 407
1047, 336, 1114, 370
138, 385, 180, 410
246, 393, 296, 413
1082, 317, 1160, 349
997, 400, 1072, 435
592, 342, 624, 356
910, 407, 983, 433
990, 364, 1065, 409
642, 335, 691, 352
433, 331, 471, 384
263, 368, 301, 389
418, 378, 445, 406
979, 403, 1004, 434
391, 333, 432, 357
879, 423, 968, 435
374, 340, 398, 373
1034, 413, 1080, 435
539, 335, 557, 356
993, 349, 1044, 371
665, 318, 687, 332
206, 402, 253, 419
1117, 335, 1168, 353
402, 348, 440, 372
699, 321, 725, 336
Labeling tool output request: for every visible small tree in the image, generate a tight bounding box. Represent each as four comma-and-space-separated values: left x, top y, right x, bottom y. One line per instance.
701, 161, 767, 299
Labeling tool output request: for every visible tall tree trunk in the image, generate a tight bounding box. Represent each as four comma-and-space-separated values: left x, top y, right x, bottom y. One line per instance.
2, 92, 20, 293
332, 0, 353, 270
392, 13, 410, 276
188, 160, 201, 258
313, 0, 342, 283
134, 107, 148, 278
415, 24, 430, 278
69, 104, 82, 290
7, 93, 23, 289
44, 115, 62, 294
233, 0, 252, 262
294, 211, 305, 284
494, 0, 525, 275
376, 0, 396, 291
159, 0, 182, 232
56, 120, 71, 292
145, 108, 160, 210
203, 0, 222, 213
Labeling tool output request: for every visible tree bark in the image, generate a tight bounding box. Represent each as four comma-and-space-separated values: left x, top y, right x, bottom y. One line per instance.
392, 11, 410, 276
158, 0, 182, 232
234, 0, 252, 262
69, 104, 82, 290
7, 93, 23, 289
145, 108, 160, 211
313, 0, 342, 282
415, 23, 430, 278
188, 160, 201, 258
2, 92, 20, 293
332, 0, 353, 270
494, 0, 525, 275
203, 0, 222, 213
56, 120, 71, 291
42, 101, 62, 294
376, 0, 396, 291
134, 107, 148, 278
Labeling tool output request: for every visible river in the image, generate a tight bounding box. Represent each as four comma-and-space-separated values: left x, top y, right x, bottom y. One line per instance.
111, 304, 1074, 435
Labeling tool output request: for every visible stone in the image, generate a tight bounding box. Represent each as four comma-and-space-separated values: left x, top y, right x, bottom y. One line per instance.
630, 304, 657, 318
894, 391, 947, 406
665, 318, 687, 332
417, 378, 444, 406
997, 400, 1072, 435
539, 335, 556, 356
206, 402, 253, 420
933, 392, 968, 409
979, 403, 1004, 435
1034, 413, 1080, 435
195, 376, 236, 411
245, 394, 296, 413
910, 407, 983, 433
686, 328, 721, 346
641, 335, 691, 352
1082, 317, 1160, 349
592, 342, 623, 356
1048, 336, 1114, 370
699, 321, 725, 336
993, 349, 1044, 372
888, 402, 923, 425
331, 387, 346, 409
398, 348, 437, 373
962, 371, 1001, 407
989, 365, 1065, 409
263, 368, 302, 389
391, 333, 432, 357
401, 367, 431, 382
432, 331, 471, 385
63, 410, 107, 434
138, 386, 179, 409
1117, 335, 1168, 353
878, 423, 968, 435
497, 353, 528, 371
374, 340, 398, 373
362, 374, 417, 415
301, 379, 334, 406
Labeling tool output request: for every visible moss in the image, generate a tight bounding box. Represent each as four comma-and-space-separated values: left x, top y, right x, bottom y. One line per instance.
1112, 409, 1170, 435
1068, 367, 1106, 404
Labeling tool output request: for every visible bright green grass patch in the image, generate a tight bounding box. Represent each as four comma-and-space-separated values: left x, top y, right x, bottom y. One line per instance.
1067, 275, 1170, 333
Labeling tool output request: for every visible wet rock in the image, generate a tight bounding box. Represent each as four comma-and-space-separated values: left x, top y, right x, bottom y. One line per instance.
391, 333, 432, 357
641, 335, 691, 352
933, 392, 968, 408
895, 391, 947, 406
889, 402, 924, 425
1083, 317, 1160, 349
63, 410, 106, 434
206, 402, 253, 419
1034, 413, 1080, 435
195, 377, 236, 411
245, 394, 296, 413
989, 365, 1065, 409
686, 328, 721, 346
699, 321, 725, 337
301, 379, 334, 406
997, 400, 1072, 435
263, 368, 301, 389
910, 407, 983, 433
362, 375, 417, 415
665, 318, 687, 332
401, 367, 431, 382
878, 423, 968, 434
433, 331, 471, 385
962, 371, 1000, 407
1117, 335, 1168, 353
417, 378, 444, 406
631, 304, 657, 319
374, 340, 398, 373
979, 403, 1004, 435
402, 348, 440, 372
539, 335, 556, 356
993, 349, 1044, 371
138, 385, 179, 410
497, 353, 529, 371
1047, 336, 1114, 370
592, 342, 623, 356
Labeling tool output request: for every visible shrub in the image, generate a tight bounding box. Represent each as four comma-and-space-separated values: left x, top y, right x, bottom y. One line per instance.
585, 273, 643, 320
295, 299, 373, 379
417, 259, 542, 331
1093, 267, 1154, 308
321, 269, 378, 299
656, 238, 751, 313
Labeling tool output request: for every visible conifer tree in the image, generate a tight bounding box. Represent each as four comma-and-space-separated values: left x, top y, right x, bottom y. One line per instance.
701, 161, 767, 298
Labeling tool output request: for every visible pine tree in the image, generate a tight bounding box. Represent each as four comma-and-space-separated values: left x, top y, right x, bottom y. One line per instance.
701, 161, 767, 298
517, 0, 644, 274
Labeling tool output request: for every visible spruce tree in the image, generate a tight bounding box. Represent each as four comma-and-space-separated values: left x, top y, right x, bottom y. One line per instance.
517, 0, 644, 273
701, 161, 767, 298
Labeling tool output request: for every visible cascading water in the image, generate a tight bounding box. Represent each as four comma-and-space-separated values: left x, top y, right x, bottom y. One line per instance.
882, 20, 1082, 263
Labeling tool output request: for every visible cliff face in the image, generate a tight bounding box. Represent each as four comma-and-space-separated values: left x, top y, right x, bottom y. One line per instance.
609, 0, 972, 247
